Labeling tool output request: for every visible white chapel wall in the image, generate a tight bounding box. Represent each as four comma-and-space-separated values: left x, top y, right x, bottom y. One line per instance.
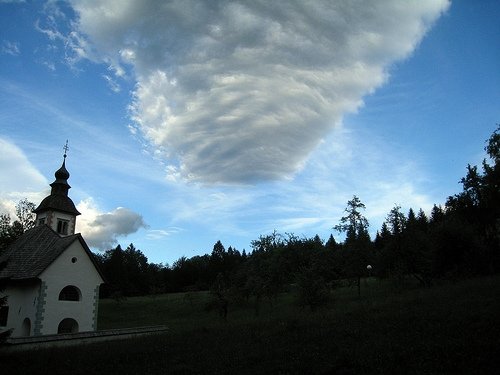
1, 282, 40, 337
38, 240, 103, 335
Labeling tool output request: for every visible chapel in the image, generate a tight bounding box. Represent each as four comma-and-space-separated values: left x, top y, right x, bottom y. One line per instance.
0, 149, 104, 337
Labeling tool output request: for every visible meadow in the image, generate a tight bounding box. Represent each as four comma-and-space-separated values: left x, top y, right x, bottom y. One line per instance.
2, 276, 500, 374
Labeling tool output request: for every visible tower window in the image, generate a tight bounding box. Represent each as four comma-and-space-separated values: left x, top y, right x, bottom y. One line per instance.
57, 219, 69, 235
38, 218, 46, 226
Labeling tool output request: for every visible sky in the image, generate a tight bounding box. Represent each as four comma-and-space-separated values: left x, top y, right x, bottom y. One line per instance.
0, 0, 498, 265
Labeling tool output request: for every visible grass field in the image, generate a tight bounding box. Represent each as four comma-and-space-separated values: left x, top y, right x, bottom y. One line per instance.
2, 276, 500, 374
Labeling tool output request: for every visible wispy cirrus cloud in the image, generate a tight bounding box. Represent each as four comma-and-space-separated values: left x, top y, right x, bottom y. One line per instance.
1, 40, 20, 56
146, 227, 183, 241
0, 138, 47, 216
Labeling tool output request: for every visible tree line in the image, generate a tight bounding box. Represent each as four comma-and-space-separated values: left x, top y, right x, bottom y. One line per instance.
1, 125, 499, 310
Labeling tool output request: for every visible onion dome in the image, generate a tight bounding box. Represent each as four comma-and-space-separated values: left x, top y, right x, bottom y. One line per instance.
33, 154, 81, 216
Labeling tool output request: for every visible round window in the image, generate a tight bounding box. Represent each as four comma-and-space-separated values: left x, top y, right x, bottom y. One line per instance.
71, 257, 77, 263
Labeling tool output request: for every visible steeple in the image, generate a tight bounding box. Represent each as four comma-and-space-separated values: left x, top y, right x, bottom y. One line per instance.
34, 142, 80, 236
50, 148, 71, 195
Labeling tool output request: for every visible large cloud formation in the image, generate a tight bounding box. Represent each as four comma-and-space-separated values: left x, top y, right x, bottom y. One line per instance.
68, 0, 449, 183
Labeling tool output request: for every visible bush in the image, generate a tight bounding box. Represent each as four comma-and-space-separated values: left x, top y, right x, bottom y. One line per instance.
295, 266, 330, 310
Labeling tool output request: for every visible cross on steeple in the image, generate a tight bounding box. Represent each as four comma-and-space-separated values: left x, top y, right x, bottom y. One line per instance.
63, 140, 69, 159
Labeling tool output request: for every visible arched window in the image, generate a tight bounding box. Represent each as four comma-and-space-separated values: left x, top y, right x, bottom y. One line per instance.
0, 306, 9, 326
58, 285, 81, 301
57, 318, 78, 334
22, 318, 31, 337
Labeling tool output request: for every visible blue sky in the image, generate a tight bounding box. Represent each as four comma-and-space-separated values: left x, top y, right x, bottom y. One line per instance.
0, 0, 498, 265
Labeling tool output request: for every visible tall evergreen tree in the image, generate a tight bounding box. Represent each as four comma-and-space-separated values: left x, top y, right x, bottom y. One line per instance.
325, 234, 338, 252
379, 205, 417, 284
416, 208, 429, 232
335, 196, 371, 296
334, 195, 370, 244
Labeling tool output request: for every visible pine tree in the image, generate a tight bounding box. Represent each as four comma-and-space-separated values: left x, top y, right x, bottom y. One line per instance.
335, 196, 371, 296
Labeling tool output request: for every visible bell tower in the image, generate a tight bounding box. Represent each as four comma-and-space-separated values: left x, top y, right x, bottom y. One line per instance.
33, 141, 81, 236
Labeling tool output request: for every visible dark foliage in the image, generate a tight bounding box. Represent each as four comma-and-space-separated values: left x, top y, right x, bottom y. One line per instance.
0, 261, 12, 343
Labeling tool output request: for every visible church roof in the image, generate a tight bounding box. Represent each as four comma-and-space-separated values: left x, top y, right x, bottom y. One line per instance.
33, 194, 81, 216
0, 225, 104, 281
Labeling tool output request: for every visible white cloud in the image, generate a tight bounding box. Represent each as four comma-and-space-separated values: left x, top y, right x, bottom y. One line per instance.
62, 0, 450, 184
76, 198, 148, 250
146, 227, 183, 240
102, 74, 121, 93
0, 138, 47, 217
1, 40, 20, 56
